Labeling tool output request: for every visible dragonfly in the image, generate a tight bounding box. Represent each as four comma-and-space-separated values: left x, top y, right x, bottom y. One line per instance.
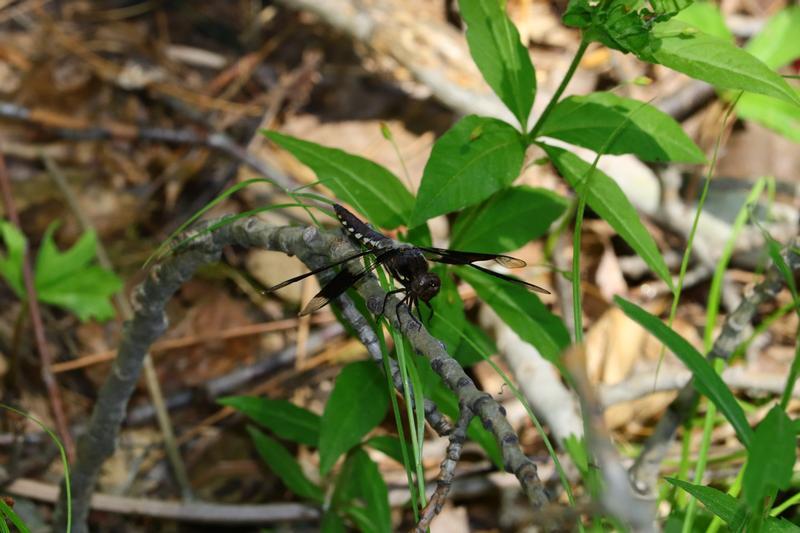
265, 204, 549, 323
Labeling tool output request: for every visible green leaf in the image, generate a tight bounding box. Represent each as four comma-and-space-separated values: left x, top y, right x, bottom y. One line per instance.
765, 518, 800, 533
364, 435, 404, 465
429, 265, 494, 367
459, 267, 570, 364
673, 2, 733, 41
218, 396, 320, 446
410, 115, 526, 227
538, 92, 706, 163
745, 6, 800, 69
647, 20, 800, 107
615, 297, 754, 447
736, 92, 800, 143
457, 0, 536, 128
319, 361, 389, 474
450, 186, 567, 253
0, 221, 26, 297
743, 405, 796, 510
246, 426, 323, 502
342, 449, 392, 533
33, 223, 122, 322
264, 131, 413, 229
321, 510, 347, 533
666, 477, 747, 527
542, 144, 673, 288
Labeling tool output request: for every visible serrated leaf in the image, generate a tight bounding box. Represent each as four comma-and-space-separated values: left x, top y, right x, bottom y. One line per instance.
673, 2, 733, 41
458, 0, 536, 128
743, 405, 796, 510
647, 20, 800, 107
319, 361, 389, 475
615, 297, 754, 447
538, 92, 706, 163
745, 6, 800, 69
459, 268, 570, 364
736, 92, 800, 143
410, 115, 526, 226
666, 477, 746, 527
264, 131, 413, 229
450, 186, 568, 253
219, 396, 320, 446
31, 223, 121, 321
247, 426, 323, 502
0, 221, 26, 296
542, 144, 673, 288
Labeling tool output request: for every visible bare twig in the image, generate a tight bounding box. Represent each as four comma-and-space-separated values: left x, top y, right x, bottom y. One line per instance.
54, 218, 475, 531
44, 155, 193, 498
0, 152, 75, 462
415, 404, 473, 532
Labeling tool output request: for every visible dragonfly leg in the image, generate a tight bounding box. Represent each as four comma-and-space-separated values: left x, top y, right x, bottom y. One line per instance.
423, 300, 434, 322
378, 288, 405, 320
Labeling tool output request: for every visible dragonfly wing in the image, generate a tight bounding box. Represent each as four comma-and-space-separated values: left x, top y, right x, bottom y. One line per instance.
299, 248, 400, 315
420, 246, 526, 268
263, 248, 375, 293
467, 263, 551, 294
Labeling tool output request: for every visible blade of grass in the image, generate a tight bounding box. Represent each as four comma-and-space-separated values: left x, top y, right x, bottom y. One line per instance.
571, 98, 656, 342
1, 404, 70, 532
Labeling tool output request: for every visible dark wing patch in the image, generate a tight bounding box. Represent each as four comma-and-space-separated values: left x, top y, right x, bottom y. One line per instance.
299, 248, 400, 315
420, 246, 527, 268
263, 248, 375, 293
468, 263, 550, 294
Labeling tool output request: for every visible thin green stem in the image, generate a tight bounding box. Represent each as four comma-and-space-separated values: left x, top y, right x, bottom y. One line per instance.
529, 39, 589, 138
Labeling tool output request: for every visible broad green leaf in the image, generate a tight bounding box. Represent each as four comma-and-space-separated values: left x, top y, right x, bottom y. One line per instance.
219, 396, 320, 446
364, 435, 404, 465
666, 477, 746, 527
319, 361, 389, 474
745, 7, 800, 69
345, 449, 392, 533
410, 115, 526, 227
615, 297, 754, 447
460, 268, 570, 364
765, 518, 800, 532
264, 131, 413, 229
647, 20, 800, 106
538, 92, 705, 163
450, 186, 568, 253
543, 144, 673, 287
33, 223, 121, 321
458, 0, 536, 128
247, 426, 323, 502
743, 405, 796, 510
321, 511, 347, 533
737, 92, 800, 143
673, 2, 732, 41
429, 266, 494, 368
0, 221, 26, 296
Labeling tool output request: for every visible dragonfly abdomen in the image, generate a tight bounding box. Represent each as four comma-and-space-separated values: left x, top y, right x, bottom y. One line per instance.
334, 204, 392, 249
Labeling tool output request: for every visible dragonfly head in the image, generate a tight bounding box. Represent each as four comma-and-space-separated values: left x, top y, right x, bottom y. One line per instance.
411, 272, 441, 302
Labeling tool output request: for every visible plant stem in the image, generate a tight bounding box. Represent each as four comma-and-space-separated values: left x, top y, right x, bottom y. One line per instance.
530, 39, 589, 138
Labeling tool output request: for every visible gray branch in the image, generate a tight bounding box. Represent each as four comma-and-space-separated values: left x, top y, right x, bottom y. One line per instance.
55, 217, 543, 531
